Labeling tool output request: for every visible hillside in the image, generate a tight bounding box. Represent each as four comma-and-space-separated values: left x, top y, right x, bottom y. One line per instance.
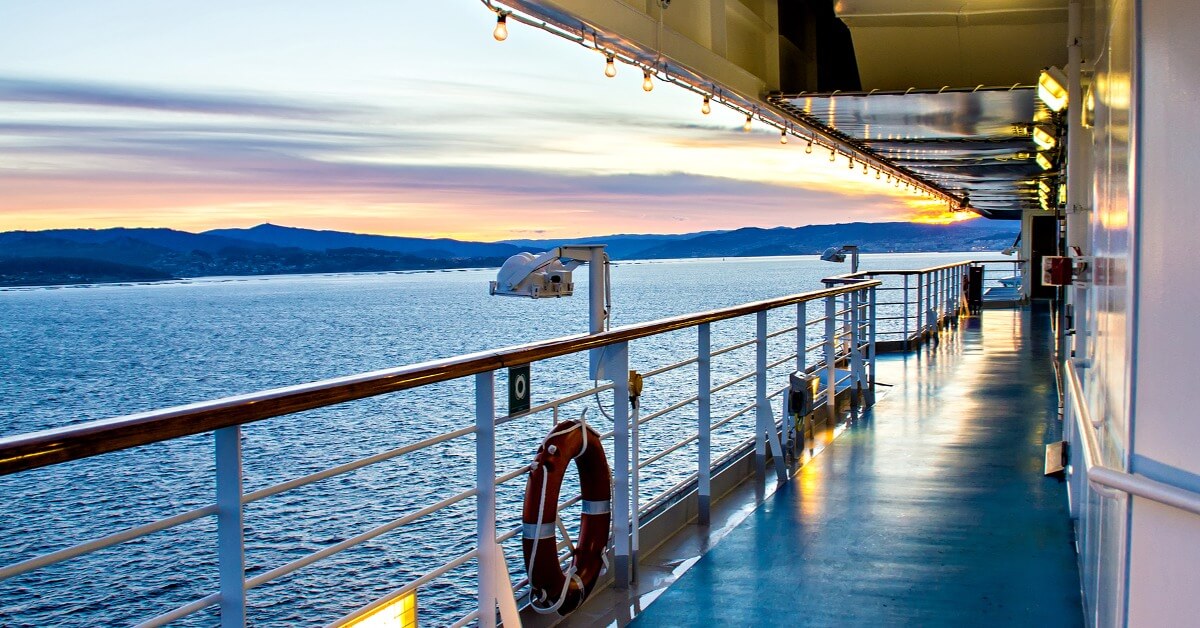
633, 221, 1018, 259
0, 220, 1020, 286
205, 224, 520, 259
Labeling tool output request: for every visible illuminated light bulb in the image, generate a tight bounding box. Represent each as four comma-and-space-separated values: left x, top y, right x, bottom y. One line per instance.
829, 148, 837, 162
863, 162, 869, 174
642, 71, 654, 92
875, 169, 881, 179
701, 96, 711, 115
1032, 125, 1056, 150
743, 114, 753, 132
848, 155, 855, 169
493, 13, 509, 41
1036, 151, 1054, 171
780, 129, 788, 144
604, 55, 617, 78
1038, 66, 1068, 112
805, 139, 813, 154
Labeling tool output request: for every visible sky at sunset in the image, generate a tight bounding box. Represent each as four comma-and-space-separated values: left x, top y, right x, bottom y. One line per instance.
0, 1, 969, 241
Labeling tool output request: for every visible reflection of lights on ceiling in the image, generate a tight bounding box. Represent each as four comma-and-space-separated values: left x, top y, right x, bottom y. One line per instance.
1038, 66, 1068, 112
1032, 126, 1057, 150
1082, 84, 1095, 128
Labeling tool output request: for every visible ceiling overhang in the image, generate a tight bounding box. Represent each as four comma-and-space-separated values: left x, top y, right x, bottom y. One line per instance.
770, 87, 1055, 220
833, 0, 1068, 91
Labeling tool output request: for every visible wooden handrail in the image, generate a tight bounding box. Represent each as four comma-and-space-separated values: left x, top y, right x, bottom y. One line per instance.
0, 281, 879, 476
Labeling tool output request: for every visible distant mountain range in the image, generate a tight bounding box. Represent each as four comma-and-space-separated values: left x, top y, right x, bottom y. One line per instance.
0, 221, 1019, 287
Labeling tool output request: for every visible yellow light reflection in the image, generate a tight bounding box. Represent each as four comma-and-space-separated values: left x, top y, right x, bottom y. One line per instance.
907, 199, 980, 224
343, 590, 417, 628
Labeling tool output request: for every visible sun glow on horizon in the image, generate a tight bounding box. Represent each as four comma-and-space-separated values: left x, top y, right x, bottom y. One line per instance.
0, 1, 963, 238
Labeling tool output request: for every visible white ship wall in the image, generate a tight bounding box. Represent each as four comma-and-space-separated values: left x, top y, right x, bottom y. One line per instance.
1077, 0, 1200, 624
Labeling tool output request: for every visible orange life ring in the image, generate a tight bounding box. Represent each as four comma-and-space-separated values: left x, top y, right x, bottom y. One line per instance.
522, 417, 611, 615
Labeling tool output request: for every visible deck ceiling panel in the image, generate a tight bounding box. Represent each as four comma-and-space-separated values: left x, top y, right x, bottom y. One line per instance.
771, 88, 1051, 219
833, 0, 1068, 90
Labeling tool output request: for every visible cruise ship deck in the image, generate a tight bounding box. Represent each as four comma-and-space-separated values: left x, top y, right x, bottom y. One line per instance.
598, 306, 1082, 626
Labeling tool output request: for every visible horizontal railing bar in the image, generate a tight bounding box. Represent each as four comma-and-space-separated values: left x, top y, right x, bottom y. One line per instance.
766, 325, 798, 339
133, 592, 221, 628
499, 382, 613, 426
643, 356, 699, 378
0, 504, 219, 581
712, 399, 755, 431
710, 370, 757, 395
495, 466, 529, 486
710, 338, 757, 357
767, 353, 796, 370
639, 433, 698, 469
329, 547, 479, 627
449, 610, 482, 628
243, 426, 477, 505
245, 487, 477, 590
0, 281, 879, 475
641, 470, 700, 513
1067, 364, 1200, 516
639, 394, 700, 425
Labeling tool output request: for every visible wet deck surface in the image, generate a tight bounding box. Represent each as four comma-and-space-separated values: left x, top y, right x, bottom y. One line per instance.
630, 307, 1083, 626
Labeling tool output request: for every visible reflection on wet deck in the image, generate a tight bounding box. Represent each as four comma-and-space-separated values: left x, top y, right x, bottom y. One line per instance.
628, 306, 1082, 626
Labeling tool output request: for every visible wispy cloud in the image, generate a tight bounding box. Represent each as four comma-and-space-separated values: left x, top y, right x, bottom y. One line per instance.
0, 77, 359, 120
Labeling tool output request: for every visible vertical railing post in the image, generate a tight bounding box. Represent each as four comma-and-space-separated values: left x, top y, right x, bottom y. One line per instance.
903, 274, 910, 345
630, 381, 640, 585
608, 342, 632, 589
868, 286, 878, 406
915, 274, 924, 340
849, 289, 865, 399
697, 323, 712, 526
824, 295, 837, 422
475, 371, 498, 628
797, 301, 807, 372
215, 426, 245, 628
755, 310, 787, 482
791, 301, 806, 454
925, 272, 936, 333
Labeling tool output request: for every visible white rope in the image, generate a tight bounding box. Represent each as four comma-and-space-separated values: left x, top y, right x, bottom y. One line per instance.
526, 411, 594, 614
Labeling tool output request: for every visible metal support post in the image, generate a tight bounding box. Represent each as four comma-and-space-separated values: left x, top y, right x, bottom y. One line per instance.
868, 286, 877, 406
697, 324, 711, 526
824, 296, 837, 422
215, 426, 245, 628
756, 311, 787, 482
475, 372, 498, 628
915, 275, 924, 339
925, 272, 936, 332
902, 275, 910, 344
629, 380, 640, 584
476, 372, 519, 628
607, 342, 632, 588
849, 290, 865, 411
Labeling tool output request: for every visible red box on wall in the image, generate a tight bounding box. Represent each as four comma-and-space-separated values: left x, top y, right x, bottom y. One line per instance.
1042, 256, 1074, 286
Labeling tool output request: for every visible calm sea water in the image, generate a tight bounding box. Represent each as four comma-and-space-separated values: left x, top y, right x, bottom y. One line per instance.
0, 253, 992, 626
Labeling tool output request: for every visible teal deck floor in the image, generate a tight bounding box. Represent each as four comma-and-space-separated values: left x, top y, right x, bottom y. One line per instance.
632, 307, 1083, 626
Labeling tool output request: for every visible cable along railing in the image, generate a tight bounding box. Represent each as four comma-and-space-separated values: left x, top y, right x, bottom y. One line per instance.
0, 262, 992, 627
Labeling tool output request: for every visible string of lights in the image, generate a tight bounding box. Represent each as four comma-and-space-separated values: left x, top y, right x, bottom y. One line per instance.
479, 0, 968, 210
